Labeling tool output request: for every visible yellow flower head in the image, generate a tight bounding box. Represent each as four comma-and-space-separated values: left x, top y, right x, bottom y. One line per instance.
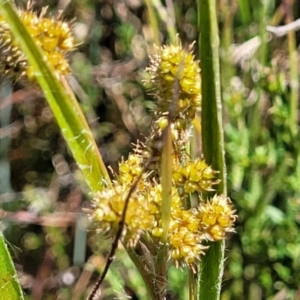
0, 3, 75, 81
168, 208, 208, 267
147, 187, 209, 268
146, 37, 201, 126
173, 158, 220, 194
198, 195, 237, 241
91, 183, 157, 246
118, 153, 145, 186
169, 228, 207, 268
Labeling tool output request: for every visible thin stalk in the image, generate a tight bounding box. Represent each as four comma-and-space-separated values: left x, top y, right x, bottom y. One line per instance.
197, 0, 226, 299
284, 1, 299, 137
161, 124, 172, 243
156, 79, 176, 299
150, 0, 176, 42
238, 0, 251, 24
154, 124, 171, 298
145, 0, 161, 46
248, 0, 269, 149
189, 268, 196, 300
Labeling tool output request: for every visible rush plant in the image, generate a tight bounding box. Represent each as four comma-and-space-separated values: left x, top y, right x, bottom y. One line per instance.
0, 1, 236, 300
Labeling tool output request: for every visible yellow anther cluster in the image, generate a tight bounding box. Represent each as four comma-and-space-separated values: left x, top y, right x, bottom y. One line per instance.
92, 183, 158, 246
198, 195, 237, 241
169, 228, 207, 267
118, 153, 145, 186
168, 208, 207, 267
147, 37, 201, 128
173, 158, 220, 193
0, 3, 75, 81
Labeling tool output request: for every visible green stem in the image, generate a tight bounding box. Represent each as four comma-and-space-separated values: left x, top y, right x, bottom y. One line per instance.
198, 242, 225, 299
189, 268, 196, 300
285, 8, 299, 137
197, 0, 226, 299
161, 125, 172, 243
145, 0, 161, 46
238, 0, 251, 24
150, 0, 176, 42
198, 1, 226, 191
248, 0, 269, 150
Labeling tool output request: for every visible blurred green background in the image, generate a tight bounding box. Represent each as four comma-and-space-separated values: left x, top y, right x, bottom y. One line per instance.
1, 0, 300, 299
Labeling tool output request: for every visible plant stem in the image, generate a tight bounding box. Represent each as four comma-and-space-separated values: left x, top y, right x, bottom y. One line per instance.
284, 0, 299, 137
145, 0, 161, 46
189, 268, 196, 300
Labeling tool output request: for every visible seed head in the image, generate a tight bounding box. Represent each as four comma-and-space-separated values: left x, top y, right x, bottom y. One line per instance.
91, 183, 158, 246
168, 208, 208, 267
146, 37, 201, 126
0, 3, 75, 81
198, 195, 237, 241
173, 158, 220, 194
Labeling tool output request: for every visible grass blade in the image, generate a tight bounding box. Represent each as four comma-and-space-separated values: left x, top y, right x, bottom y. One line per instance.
0, 232, 24, 299
0, 1, 111, 192
197, 0, 226, 299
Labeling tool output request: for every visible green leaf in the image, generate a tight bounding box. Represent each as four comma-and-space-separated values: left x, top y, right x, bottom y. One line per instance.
197, 0, 227, 299
0, 232, 24, 299
0, 1, 111, 192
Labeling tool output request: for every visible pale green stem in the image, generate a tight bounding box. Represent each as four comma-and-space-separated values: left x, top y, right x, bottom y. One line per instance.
150, 0, 177, 42
144, 0, 161, 46
286, 16, 299, 137
189, 268, 196, 300
161, 125, 172, 243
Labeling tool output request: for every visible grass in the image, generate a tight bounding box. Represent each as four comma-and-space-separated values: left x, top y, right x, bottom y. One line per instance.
0, 0, 300, 299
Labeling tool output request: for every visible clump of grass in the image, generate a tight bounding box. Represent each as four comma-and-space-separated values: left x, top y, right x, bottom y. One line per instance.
0, 1, 235, 300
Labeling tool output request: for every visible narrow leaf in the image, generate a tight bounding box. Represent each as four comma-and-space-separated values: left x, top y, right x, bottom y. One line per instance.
0, 232, 24, 299
0, 1, 111, 192
197, 0, 226, 299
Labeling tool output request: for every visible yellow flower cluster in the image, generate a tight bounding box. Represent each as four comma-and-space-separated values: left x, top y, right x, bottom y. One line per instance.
147, 38, 201, 128
198, 195, 237, 241
91, 38, 237, 269
0, 3, 75, 80
118, 153, 145, 185
92, 183, 158, 246
173, 158, 220, 193
168, 207, 207, 267
92, 145, 237, 267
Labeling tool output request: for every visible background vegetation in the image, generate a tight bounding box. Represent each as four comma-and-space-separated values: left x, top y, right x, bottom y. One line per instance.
0, 0, 300, 299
